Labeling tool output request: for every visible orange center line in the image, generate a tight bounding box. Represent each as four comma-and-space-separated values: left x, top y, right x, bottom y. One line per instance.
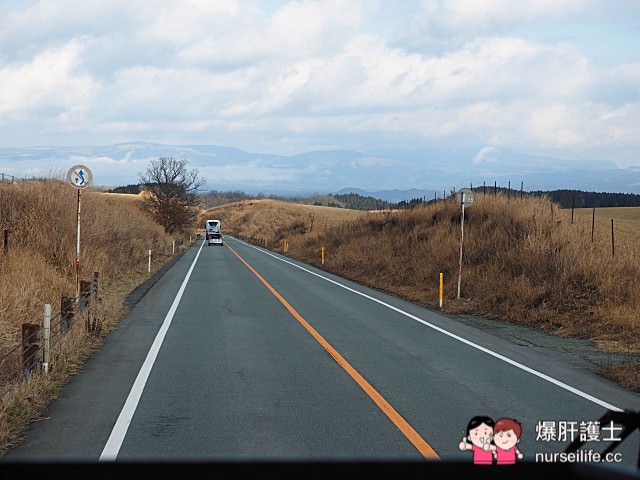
225, 242, 440, 460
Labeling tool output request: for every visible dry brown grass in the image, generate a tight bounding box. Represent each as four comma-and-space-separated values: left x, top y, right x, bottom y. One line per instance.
0, 179, 191, 452
99, 192, 145, 201
0, 293, 123, 452
210, 196, 640, 358
599, 362, 640, 393
573, 207, 640, 249
200, 199, 365, 248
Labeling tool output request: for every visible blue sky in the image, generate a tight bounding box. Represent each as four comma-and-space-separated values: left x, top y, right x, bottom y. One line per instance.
0, 0, 639, 181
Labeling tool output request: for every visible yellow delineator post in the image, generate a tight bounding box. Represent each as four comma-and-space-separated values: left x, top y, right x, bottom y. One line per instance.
439, 273, 443, 310
321, 244, 325, 267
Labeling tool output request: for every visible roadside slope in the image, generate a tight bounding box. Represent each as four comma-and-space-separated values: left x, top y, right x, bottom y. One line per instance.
0, 179, 192, 452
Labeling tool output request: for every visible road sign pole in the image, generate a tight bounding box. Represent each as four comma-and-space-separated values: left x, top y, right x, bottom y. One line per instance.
454, 187, 474, 300
76, 189, 81, 302
66, 164, 92, 303
457, 193, 465, 300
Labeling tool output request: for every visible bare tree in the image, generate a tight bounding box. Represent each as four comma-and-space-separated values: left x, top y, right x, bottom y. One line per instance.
139, 157, 206, 234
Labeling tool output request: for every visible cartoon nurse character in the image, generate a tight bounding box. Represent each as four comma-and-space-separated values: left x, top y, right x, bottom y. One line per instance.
459, 416, 495, 465
492, 418, 524, 464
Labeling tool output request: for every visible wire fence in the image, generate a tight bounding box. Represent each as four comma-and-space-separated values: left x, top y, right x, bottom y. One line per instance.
0, 173, 16, 184
0, 239, 191, 401
0, 274, 100, 399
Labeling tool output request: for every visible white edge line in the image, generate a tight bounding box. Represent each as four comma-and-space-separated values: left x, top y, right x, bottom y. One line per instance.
99, 240, 206, 461
231, 237, 623, 413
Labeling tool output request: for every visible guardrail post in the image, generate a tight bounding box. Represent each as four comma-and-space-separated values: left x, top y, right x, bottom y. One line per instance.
61, 296, 74, 332
22, 323, 40, 377
43, 304, 51, 373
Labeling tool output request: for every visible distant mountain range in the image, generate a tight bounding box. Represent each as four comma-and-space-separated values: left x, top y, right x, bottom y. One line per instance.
0, 141, 639, 197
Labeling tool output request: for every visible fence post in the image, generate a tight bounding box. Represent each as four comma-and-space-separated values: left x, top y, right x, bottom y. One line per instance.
92, 271, 99, 299
611, 219, 615, 257
22, 323, 40, 377
80, 280, 91, 310
61, 296, 74, 332
43, 304, 51, 373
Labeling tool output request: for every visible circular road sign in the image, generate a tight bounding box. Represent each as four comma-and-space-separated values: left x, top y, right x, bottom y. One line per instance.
67, 165, 93, 190
456, 188, 474, 207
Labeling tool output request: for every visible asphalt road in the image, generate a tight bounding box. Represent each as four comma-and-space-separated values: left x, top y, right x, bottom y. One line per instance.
4, 237, 640, 465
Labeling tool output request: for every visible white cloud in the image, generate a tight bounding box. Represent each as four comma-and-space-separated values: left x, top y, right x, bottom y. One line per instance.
267, 0, 369, 58
0, 0, 639, 170
472, 146, 499, 164
393, 0, 599, 52
0, 40, 97, 117
144, 0, 241, 46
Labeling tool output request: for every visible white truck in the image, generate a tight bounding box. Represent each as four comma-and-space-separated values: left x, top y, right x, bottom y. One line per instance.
205, 219, 223, 246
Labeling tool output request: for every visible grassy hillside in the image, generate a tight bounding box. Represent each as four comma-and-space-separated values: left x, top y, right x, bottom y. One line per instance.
0, 179, 190, 451
198, 199, 365, 246
205, 196, 640, 388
